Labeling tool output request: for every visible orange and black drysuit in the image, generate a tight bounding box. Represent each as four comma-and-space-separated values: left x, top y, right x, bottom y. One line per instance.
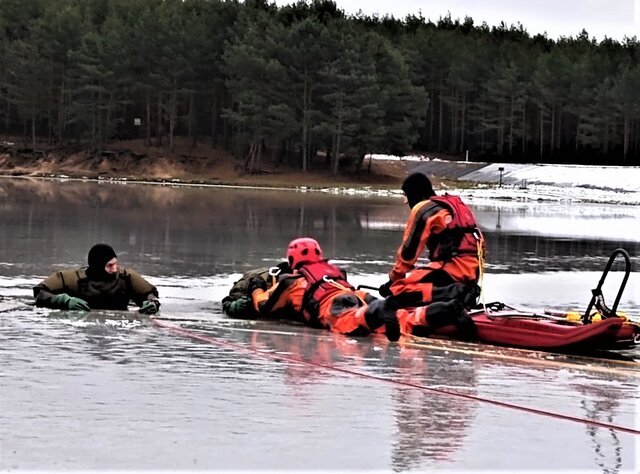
250, 260, 395, 337
251, 274, 477, 341
388, 193, 484, 308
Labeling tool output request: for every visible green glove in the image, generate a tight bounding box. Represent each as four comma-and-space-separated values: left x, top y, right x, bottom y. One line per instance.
51, 293, 91, 311
139, 300, 160, 314
227, 297, 250, 316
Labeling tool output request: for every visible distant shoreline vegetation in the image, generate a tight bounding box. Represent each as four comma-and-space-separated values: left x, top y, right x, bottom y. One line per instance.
1, 0, 639, 176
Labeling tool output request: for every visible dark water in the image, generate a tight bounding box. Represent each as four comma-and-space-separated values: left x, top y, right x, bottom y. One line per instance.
2, 177, 639, 278
1, 178, 639, 472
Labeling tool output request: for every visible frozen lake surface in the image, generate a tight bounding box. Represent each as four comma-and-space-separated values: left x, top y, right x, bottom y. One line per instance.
0, 177, 638, 472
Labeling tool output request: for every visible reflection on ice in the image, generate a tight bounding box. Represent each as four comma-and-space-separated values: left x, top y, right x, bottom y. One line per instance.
475, 203, 640, 242
359, 200, 640, 242
1, 177, 640, 471
1, 271, 639, 471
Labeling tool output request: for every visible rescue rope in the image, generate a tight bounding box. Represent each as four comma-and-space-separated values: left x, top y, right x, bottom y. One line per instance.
152, 318, 640, 436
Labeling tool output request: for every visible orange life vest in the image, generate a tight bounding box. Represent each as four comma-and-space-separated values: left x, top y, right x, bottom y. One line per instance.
427, 194, 483, 262
298, 260, 354, 323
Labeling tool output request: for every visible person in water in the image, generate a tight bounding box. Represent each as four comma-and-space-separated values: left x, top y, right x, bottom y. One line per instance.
246, 237, 401, 341
33, 243, 160, 314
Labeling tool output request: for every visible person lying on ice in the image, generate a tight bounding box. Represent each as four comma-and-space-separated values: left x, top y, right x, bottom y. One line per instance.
224, 260, 478, 340
230, 237, 478, 341
244, 237, 402, 342
33, 243, 160, 314
379, 172, 485, 314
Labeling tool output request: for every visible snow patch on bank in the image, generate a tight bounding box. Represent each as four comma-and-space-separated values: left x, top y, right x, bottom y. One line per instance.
365, 155, 640, 206
461, 162, 640, 192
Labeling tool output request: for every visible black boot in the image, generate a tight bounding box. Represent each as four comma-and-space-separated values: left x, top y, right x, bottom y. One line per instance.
364, 299, 401, 342
462, 282, 481, 309
382, 298, 400, 342
451, 300, 478, 341
425, 300, 478, 341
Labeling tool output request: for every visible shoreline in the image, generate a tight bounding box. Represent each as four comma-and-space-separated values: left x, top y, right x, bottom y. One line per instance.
3, 172, 640, 207
0, 138, 415, 192
3, 137, 639, 205
0, 172, 404, 198
3, 136, 640, 206
3, 153, 640, 206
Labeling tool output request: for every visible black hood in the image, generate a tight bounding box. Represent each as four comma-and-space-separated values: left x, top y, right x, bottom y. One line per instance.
86, 243, 117, 281
401, 172, 435, 208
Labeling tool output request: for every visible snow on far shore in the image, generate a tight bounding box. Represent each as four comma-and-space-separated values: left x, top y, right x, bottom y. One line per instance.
461, 162, 640, 192
365, 154, 640, 206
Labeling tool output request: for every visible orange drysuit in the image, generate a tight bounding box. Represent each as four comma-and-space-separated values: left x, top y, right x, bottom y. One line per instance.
251, 274, 390, 336
250, 274, 478, 341
388, 198, 483, 307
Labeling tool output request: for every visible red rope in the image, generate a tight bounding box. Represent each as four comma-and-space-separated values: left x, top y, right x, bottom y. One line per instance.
152, 318, 640, 436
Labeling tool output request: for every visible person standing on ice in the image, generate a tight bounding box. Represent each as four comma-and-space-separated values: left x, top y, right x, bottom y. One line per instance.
33, 243, 160, 314
246, 237, 401, 341
379, 172, 484, 339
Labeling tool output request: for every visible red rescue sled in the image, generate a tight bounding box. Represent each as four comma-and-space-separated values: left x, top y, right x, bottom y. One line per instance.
433, 307, 635, 351
433, 249, 639, 352
473, 314, 630, 350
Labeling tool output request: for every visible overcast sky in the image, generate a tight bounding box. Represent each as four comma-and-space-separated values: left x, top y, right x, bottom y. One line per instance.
274, 0, 640, 42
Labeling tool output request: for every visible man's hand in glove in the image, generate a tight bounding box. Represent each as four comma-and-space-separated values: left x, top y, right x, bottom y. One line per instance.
139, 300, 160, 314
227, 296, 250, 316
378, 280, 394, 298
51, 293, 91, 311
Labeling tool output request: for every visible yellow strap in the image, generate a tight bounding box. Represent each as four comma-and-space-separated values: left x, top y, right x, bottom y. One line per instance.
565, 310, 629, 322
477, 239, 486, 311
323, 276, 367, 305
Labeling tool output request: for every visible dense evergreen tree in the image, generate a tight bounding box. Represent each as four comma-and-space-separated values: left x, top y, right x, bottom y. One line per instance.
0, 0, 638, 170
278, 17, 330, 172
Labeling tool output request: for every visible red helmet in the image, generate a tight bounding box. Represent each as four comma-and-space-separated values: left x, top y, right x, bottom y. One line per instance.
287, 237, 323, 269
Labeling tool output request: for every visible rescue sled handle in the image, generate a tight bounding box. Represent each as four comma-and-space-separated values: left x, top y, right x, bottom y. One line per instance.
583, 248, 631, 324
